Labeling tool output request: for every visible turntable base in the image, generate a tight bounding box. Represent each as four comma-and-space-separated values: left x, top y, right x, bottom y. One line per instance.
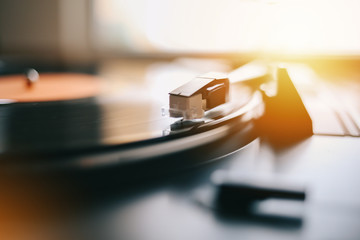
0, 58, 360, 240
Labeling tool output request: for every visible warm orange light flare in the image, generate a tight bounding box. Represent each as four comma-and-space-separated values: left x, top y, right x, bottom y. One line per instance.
94, 0, 360, 56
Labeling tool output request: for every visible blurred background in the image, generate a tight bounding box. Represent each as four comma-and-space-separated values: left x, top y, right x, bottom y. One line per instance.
1, 0, 360, 64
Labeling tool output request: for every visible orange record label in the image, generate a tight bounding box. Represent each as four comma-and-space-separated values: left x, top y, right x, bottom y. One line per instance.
0, 73, 103, 102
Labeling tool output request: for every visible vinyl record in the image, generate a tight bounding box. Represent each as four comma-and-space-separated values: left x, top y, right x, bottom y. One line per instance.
0, 71, 264, 175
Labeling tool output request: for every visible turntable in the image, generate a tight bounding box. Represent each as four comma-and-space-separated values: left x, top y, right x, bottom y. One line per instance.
0, 58, 315, 182
0, 60, 271, 178
2, 0, 360, 238
2, 58, 360, 240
